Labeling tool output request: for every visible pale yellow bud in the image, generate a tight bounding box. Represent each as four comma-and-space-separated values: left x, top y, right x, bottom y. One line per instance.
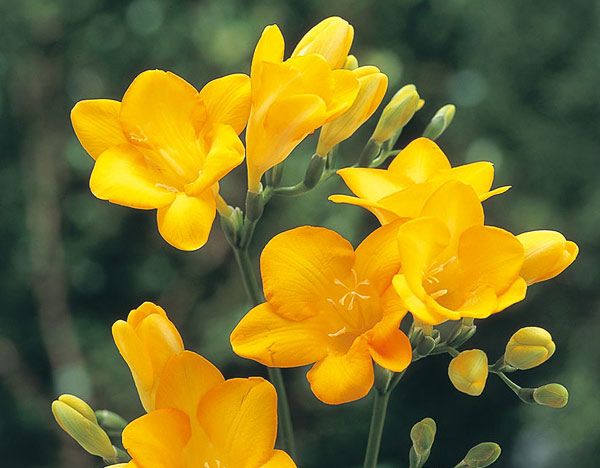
316, 66, 388, 156
505, 327, 555, 370
372, 84, 422, 143
423, 104, 456, 140
533, 383, 569, 408
448, 349, 488, 396
459, 442, 501, 467
51, 395, 116, 460
344, 54, 359, 70
292, 16, 354, 69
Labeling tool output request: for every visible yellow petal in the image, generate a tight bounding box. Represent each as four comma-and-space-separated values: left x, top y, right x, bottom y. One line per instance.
230, 303, 329, 367
393, 274, 450, 325
135, 313, 185, 375
197, 74, 251, 134
376, 181, 443, 221
120, 70, 201, 181
354, 220, 404, 293
438, 161, 494, 195
157, 191, 216, 251
328, 194, 400, 224
336, 167, 410, 201
185, 124, 245, 196
127, 301, 168, 328
496, 277, 528, 312
388, 137, 451, 183
89, 144, 176, 209
292, 16, 354, 69
260, 226, 354, 320
307, 339, 374, 404
123, 409, 190, 468
197, 377, 278, 467
366, 313, 411, 372
71, 99, 127, 159
155, 351, 224, 417
262, 449, 297, 468
251, 24, 285, 79
324, 68, 361, 121
517, 230, 579, 285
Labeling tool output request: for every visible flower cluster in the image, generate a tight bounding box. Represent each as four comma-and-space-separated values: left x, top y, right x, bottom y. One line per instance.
56, 16, 578, 468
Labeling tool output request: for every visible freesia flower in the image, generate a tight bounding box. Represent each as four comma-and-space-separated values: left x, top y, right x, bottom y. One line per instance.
230, 224, 412, 404
392, 181, 527, 325
316, 66, 388, 156
119, 351, 295, 468
245, 24, 360, 192
112, 302, 184, 412
330, 137, 509, 224
291, 16, 354, 69
71, 70, 250, 250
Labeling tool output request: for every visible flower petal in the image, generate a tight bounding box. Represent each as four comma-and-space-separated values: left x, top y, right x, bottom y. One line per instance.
71, 99, 127, 159
89, 145, 176, 209
261, 226, 355, 320
496, 277, 528, 312
197, 377, 278, 467
328, 194, 399, 225
438, 161, 495, 195
157, 191, 216, 251
393, 274, 449, 325
155, 351, 224, 416
336, 167, 410, 201
123, 409, 190, 468
251, 25, 285, 79
197, 74, 251, 134
292, 16, 354, 69
366, 313, 411, 372
262, 449, 297, 468
307, 339, 374, 404
230, 303, 329, 367
388, 137, 451, 183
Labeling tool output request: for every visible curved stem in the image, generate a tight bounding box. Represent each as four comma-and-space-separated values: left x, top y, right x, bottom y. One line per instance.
363, 389, 391, 468
231, 247, 297, 459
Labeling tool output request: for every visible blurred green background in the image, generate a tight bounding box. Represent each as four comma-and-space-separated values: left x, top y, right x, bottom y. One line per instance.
1, 0, 599, 466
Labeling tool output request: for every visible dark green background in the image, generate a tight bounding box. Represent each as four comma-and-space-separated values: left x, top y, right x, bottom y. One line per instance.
1, 0, 598, 466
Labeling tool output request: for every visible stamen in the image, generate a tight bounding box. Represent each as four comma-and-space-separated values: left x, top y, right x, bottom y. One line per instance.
328, 326, 347, 337
430, 289, 448, 299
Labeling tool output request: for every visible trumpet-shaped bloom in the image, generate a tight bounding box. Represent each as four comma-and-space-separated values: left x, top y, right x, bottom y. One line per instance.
71, 70, 250, 250
112, 302, 184, 412
230, 224, 412, 405
291, 16, 354, 69
516, 230, 578, 285
392, 181, 527, 325
330, 138, 510, 224
316, 66, 388, 156
245, 24, 360, 192
121, 351, 295, 468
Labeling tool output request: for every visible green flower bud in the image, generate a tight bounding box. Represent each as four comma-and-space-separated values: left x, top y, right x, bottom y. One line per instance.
303, 153, 327, 189
423, 104, 456, 140
52, 395, 116, 460
457, 442, 501, 467
372, 84, 423, 144
410, 417, 437, 457
448, 349, 488, 396
505, 327, 555, 370
95, 410, 128, 433
533, 383, 569, 408
344, 54, 359, 70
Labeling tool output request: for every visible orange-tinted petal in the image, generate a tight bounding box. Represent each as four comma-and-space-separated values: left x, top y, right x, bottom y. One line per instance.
366, 313, 411, 372
262, 449, 297, 468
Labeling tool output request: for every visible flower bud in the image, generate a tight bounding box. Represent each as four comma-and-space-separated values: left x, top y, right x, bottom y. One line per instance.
505, 327, 555, 370
52, 395, 116, 460
317, 66, 388, 156
344, 54, 359, 70
423, 104, 456, 140
372, 85, 423, 144
292, 16, 354, 69
516, 230, 578, 285
410, 417, 436, 456
95, 410, 128, 433
458, 442, 501, 467
303, 153, 327, 188
448, 349, 488, 396
533, 383, 569, 408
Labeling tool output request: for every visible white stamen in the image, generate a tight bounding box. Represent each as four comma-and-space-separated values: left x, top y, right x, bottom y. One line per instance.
328, 326, 347, 337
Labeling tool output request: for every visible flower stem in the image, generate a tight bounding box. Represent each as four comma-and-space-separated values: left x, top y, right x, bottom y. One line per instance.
363, 389, 391, 468
231, 246, 297, 459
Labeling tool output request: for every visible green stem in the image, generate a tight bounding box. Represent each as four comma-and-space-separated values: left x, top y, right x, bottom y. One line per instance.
231, 246, 297, 459
363, 389, 391, 468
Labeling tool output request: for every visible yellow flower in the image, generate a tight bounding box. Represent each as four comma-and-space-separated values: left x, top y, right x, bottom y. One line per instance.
316, 66, 388, 156
121, 351, 295, 468
291, 16, 354, 69
245, 24, 360, 192
505, 327, 555, 370
71, 70, 250, 250
516, 230, 578, 285
230, 224, 412, 405
112, 302, 184, 412
392, 181, 527, 325
330, 137, 509, 224
448, 349, 489, 396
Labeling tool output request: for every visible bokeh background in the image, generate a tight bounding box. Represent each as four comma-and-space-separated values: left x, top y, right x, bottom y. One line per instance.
1, 0, 599, 466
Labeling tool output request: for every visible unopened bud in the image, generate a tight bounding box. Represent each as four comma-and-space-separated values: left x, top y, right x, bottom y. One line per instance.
344, 54, 359, 70
292, 17, 354, 69
95, 410, 128, 433
457, 442, 501, 467
533, 383, 569, 409
505, 327, 555, 370
448, 349, 488, 396
372, 84, 422, 144
423, 104, 456, 140
411, 417, 437, 456
303, 153, 327, 188
52, 395, 116, 460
